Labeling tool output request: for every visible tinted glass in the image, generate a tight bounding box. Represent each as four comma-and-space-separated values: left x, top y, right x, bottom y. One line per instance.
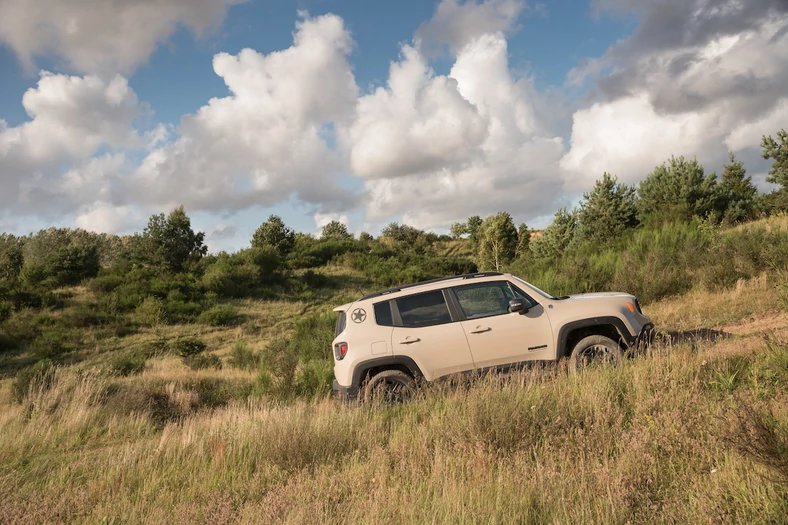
335, 311, 347, 337
374, 301, 394, 326
396, 291, 452, 328
455, 282, 515, 319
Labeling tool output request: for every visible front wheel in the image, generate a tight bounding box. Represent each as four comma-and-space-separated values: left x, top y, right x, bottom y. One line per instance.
569, 335, 623, 373
363, 370, 414, 404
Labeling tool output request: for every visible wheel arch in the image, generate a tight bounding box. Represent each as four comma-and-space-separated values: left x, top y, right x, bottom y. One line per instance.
556, 316, 634, 359
351, 356, 424, 387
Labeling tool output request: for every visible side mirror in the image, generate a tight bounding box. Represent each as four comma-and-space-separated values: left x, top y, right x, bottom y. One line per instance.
509, 298, 529, 314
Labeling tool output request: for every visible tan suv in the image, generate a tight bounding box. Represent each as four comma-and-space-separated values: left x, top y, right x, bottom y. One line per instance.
332, 272, 653, 401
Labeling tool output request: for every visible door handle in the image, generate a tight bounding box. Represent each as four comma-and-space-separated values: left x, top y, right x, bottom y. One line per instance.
398, 337, 420, 344
469, 326, 491, 334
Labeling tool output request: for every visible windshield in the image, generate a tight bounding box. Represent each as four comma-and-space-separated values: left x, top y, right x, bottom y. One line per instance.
512, 276, 555, 300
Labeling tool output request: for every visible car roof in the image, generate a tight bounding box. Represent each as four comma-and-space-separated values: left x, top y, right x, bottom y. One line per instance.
357, 272, 510, 303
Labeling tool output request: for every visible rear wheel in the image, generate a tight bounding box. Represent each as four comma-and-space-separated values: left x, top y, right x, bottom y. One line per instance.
363, 370, 414, 404
569, 335, 623, 373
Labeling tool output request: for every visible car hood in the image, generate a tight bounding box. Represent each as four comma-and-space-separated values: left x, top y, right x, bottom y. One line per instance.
565, 292, 634, 301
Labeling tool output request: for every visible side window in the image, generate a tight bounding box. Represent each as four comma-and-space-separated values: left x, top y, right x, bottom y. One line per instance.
374, 301, 394, 326
454, 281, 515, 320
396, 290, 452, 328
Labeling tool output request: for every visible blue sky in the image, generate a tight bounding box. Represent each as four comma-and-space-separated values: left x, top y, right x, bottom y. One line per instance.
0, 0, 785, 251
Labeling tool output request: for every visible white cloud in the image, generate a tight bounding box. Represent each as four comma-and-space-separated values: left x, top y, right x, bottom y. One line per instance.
73, 201, 142, 234
562, 11, 788, 187
0, 73, 143, 218
345, 33, 567, 230
127, 13, 360, 214
344, 44, 488, 180
0, 0, 244, 75
415, 0, 526, 55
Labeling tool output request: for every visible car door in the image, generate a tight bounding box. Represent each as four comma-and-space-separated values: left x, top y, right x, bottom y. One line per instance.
450, 281, 554, 370
390, 289, 475, 381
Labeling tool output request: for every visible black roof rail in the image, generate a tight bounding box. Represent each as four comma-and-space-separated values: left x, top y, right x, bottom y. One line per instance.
359, 272, 504, 301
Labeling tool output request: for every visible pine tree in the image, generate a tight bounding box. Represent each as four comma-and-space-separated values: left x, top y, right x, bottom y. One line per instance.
530, 208, 577, 260
577, 172, 638, 244
251, 215, 296, 256
637, 156, 719, 223
719, 152, 757, 224
321, 220, 352, 240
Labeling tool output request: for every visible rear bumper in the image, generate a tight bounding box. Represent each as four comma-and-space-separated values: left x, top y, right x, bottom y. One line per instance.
333, 380, 359, 402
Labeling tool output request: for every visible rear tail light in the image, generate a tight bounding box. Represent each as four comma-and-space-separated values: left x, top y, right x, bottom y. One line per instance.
334, 342, 348, 360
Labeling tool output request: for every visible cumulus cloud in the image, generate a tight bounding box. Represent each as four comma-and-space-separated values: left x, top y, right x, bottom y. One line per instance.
344, 44, 488, 180
345, 33, 567, 230
562, 0, 788, 186
0, 73, 143, 221
73, 201, 143, 234
127, 13, 360, 214
0, 0, 244, 75
415, 0, 526, 55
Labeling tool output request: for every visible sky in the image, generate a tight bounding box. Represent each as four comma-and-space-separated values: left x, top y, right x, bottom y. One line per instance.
0, 0, 786, 252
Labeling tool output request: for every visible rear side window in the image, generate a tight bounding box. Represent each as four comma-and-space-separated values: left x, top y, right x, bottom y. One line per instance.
374, 301, 394, 326
396, 290, 452, 328
335, 311, 347, 337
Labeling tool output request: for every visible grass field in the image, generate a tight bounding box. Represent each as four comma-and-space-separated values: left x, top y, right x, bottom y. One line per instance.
1, 268, 787, 524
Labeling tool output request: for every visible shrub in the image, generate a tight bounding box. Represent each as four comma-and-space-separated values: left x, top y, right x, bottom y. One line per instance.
227, 340, 259, 371
197, 304, 240, 326
135, 296, 167, 326
108, 351, 147, 376
172, 336, 207, 358
11, 359, 55, 403
183, 353, 222, 370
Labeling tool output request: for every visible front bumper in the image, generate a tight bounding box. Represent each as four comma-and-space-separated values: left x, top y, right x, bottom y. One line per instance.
333, 380, 359, 402
632, 322, 655, 352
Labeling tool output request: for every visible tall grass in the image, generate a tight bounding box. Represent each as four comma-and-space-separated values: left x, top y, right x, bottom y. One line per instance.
1, 331, 786, 523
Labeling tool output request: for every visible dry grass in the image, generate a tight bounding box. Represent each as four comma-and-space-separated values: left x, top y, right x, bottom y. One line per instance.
2, 271, 788, 523
647, 274, 780, 333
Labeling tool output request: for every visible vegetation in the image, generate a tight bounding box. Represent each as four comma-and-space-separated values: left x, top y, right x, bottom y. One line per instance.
1, 129, 788, 522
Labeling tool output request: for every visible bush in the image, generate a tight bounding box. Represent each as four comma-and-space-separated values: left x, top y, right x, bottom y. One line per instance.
183, 353, 222, 370
197, 304, 240, 326
227, 340, 259, 371
11, 359, 55, 403
172, 337, 208, 358
135, 296, 167, 327
108, 351, 148, 376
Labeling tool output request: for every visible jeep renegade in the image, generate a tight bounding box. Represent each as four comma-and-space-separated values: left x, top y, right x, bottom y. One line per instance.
332, 272, 653, 401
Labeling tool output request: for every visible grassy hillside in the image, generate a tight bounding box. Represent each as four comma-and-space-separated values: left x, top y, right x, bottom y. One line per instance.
0, 275, 786, 523
1, 216, 788, 523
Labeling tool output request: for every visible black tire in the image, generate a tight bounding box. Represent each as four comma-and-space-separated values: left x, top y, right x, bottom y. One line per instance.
363, 370, 414, 404
569, 335, 623, 373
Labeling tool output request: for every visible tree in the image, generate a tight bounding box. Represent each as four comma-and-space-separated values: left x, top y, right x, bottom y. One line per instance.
516, 223, 530, 259
577, 172, 638, 245
321, 220, 352, 240
0, 234, 23, 296
476, 212, 518, 271
637, 156, 719, 223
449, 222, 467, 239
762, 129, 788, 188
719, 152, 757, 224
359, 232, 374, 243
466, 216, 483, 246
251, 215, 295, 256
530, 208, 577, 260
142, 206, 207, 272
